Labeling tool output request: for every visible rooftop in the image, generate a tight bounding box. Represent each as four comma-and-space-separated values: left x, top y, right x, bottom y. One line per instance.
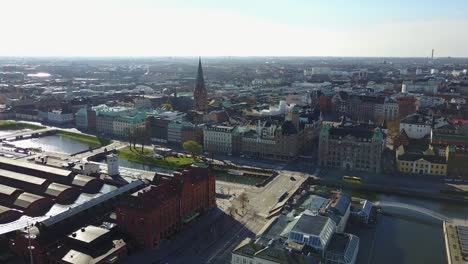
291, 214, 330, 236
0, 168, 48, 186
68, 225, 109, 244
13, 192, 46, 209
0, 156, 72, 178
61, 239, 126, 264
398, 153, 447, 164
0, 183, 21, 196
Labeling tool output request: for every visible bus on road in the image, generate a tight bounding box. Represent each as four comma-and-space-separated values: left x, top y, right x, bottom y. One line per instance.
343, 176, 362, 184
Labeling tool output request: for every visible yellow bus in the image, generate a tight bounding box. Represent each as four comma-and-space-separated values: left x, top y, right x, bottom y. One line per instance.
343, 176, 362, 184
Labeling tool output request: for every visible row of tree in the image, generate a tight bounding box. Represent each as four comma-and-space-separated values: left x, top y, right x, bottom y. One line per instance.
126, 126, 204, 159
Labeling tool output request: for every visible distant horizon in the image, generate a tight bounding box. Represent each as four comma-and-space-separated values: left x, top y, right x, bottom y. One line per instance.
1, 55, 467, 59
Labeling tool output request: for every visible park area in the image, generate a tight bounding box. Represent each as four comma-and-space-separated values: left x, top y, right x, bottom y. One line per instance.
117, 146, 195, 169
0, 120, 44, 130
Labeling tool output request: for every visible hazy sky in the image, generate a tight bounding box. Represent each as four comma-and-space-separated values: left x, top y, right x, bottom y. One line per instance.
1, 0, 468, 57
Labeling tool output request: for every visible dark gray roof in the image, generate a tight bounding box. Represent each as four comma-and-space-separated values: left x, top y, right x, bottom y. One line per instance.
398, 153, 446, 164
291, 214, 329, 236
329, 127, 373, 139
330, 193, 351, 216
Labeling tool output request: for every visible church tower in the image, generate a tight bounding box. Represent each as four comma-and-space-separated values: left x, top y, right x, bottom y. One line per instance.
193, 57, 208, 111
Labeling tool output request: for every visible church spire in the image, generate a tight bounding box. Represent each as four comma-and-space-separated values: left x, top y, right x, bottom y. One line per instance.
193, 57, 208, 111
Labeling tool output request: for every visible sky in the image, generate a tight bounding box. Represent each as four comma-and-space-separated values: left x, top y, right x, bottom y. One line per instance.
1, 0, 468, 57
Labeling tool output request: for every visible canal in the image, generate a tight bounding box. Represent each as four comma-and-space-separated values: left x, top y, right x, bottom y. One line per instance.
347, 193, 468, 264
108, 156, 270, 185
214, 170, 267, 185
116, 157, 175, 174
13, 135, 98, 155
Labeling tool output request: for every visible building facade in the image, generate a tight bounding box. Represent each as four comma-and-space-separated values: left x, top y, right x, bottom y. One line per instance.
400, 114, 433, 139
396, 147, 447, 176
147, 116, 170, 143
319, 122, 385, 173
115, 165, 216, 249
203, 125, 235, 155
447, 146, 468, 177
112, 113, 147, 138
75, 107, 97, 131
383, 98, 399, 121
397, 96, 417, 119
47, 110, 74, 124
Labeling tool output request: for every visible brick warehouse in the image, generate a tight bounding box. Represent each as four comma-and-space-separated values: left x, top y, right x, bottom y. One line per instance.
115, 164, 216, 249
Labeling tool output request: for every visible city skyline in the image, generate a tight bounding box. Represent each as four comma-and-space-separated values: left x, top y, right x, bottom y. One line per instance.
1, 0, 468, 57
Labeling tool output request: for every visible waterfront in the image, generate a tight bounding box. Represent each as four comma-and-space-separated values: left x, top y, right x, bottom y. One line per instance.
108, 155, 270, 186
0, 130, 17, 136
214, 170, 267, 185
13, 135, 97, 155
116, 157, 175, 174
349, 194, 468, 264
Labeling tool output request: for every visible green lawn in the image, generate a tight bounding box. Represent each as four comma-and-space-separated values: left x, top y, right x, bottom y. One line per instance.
0, 120, 44, 130
117, 146, 195, 169
56, 130, 111, 146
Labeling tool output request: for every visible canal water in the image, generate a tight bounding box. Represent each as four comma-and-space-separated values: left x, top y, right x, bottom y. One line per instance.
115, 157, 175, 174
13, 135, 97, 155
111, 157, 269, 185
214, 170, 267, 185
347, 194, 468, 264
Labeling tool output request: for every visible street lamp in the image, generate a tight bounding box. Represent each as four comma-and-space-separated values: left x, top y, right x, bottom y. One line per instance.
25, 223, 35, 264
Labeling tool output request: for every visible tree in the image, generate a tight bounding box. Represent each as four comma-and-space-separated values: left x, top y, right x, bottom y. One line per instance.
161, 103, 173, 111
135, 128, 150, 154
183, 140, 203, 157
227, 205, 237, 216
252, 211, 261, 223
238, 192, 249, 209
125, 128, 136, 149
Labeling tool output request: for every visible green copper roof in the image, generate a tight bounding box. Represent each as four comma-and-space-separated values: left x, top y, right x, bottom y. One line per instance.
320, 123, 331, 137
372, 127, 383, 141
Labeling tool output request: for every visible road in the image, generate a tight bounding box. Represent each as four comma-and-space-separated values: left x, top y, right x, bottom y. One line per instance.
126, 203, 266, 264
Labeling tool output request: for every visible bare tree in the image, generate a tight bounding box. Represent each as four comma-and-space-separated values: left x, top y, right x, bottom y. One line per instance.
125, 128, 136, 150
227, 205, 237, 216
238, 192, 249, 209
136, 128, 150, 154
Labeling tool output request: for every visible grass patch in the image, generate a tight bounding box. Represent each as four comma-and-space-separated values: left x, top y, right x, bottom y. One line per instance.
0, 120, 44, 130
117, 146, 195, 169
56, 130, 111, 146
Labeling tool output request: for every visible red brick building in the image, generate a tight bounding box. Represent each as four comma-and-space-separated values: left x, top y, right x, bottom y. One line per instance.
115, 164, 216, 249
318, 95, 332, 113
398, 97, 417, 119
394, 129, 410, 148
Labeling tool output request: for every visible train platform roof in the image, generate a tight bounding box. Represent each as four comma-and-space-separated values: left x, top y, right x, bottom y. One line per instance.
45, 183, 75, 197
13, 192, 48, 209
0, 156, 72, 177
0, 184, 22, 196
0, 168, 48, 186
